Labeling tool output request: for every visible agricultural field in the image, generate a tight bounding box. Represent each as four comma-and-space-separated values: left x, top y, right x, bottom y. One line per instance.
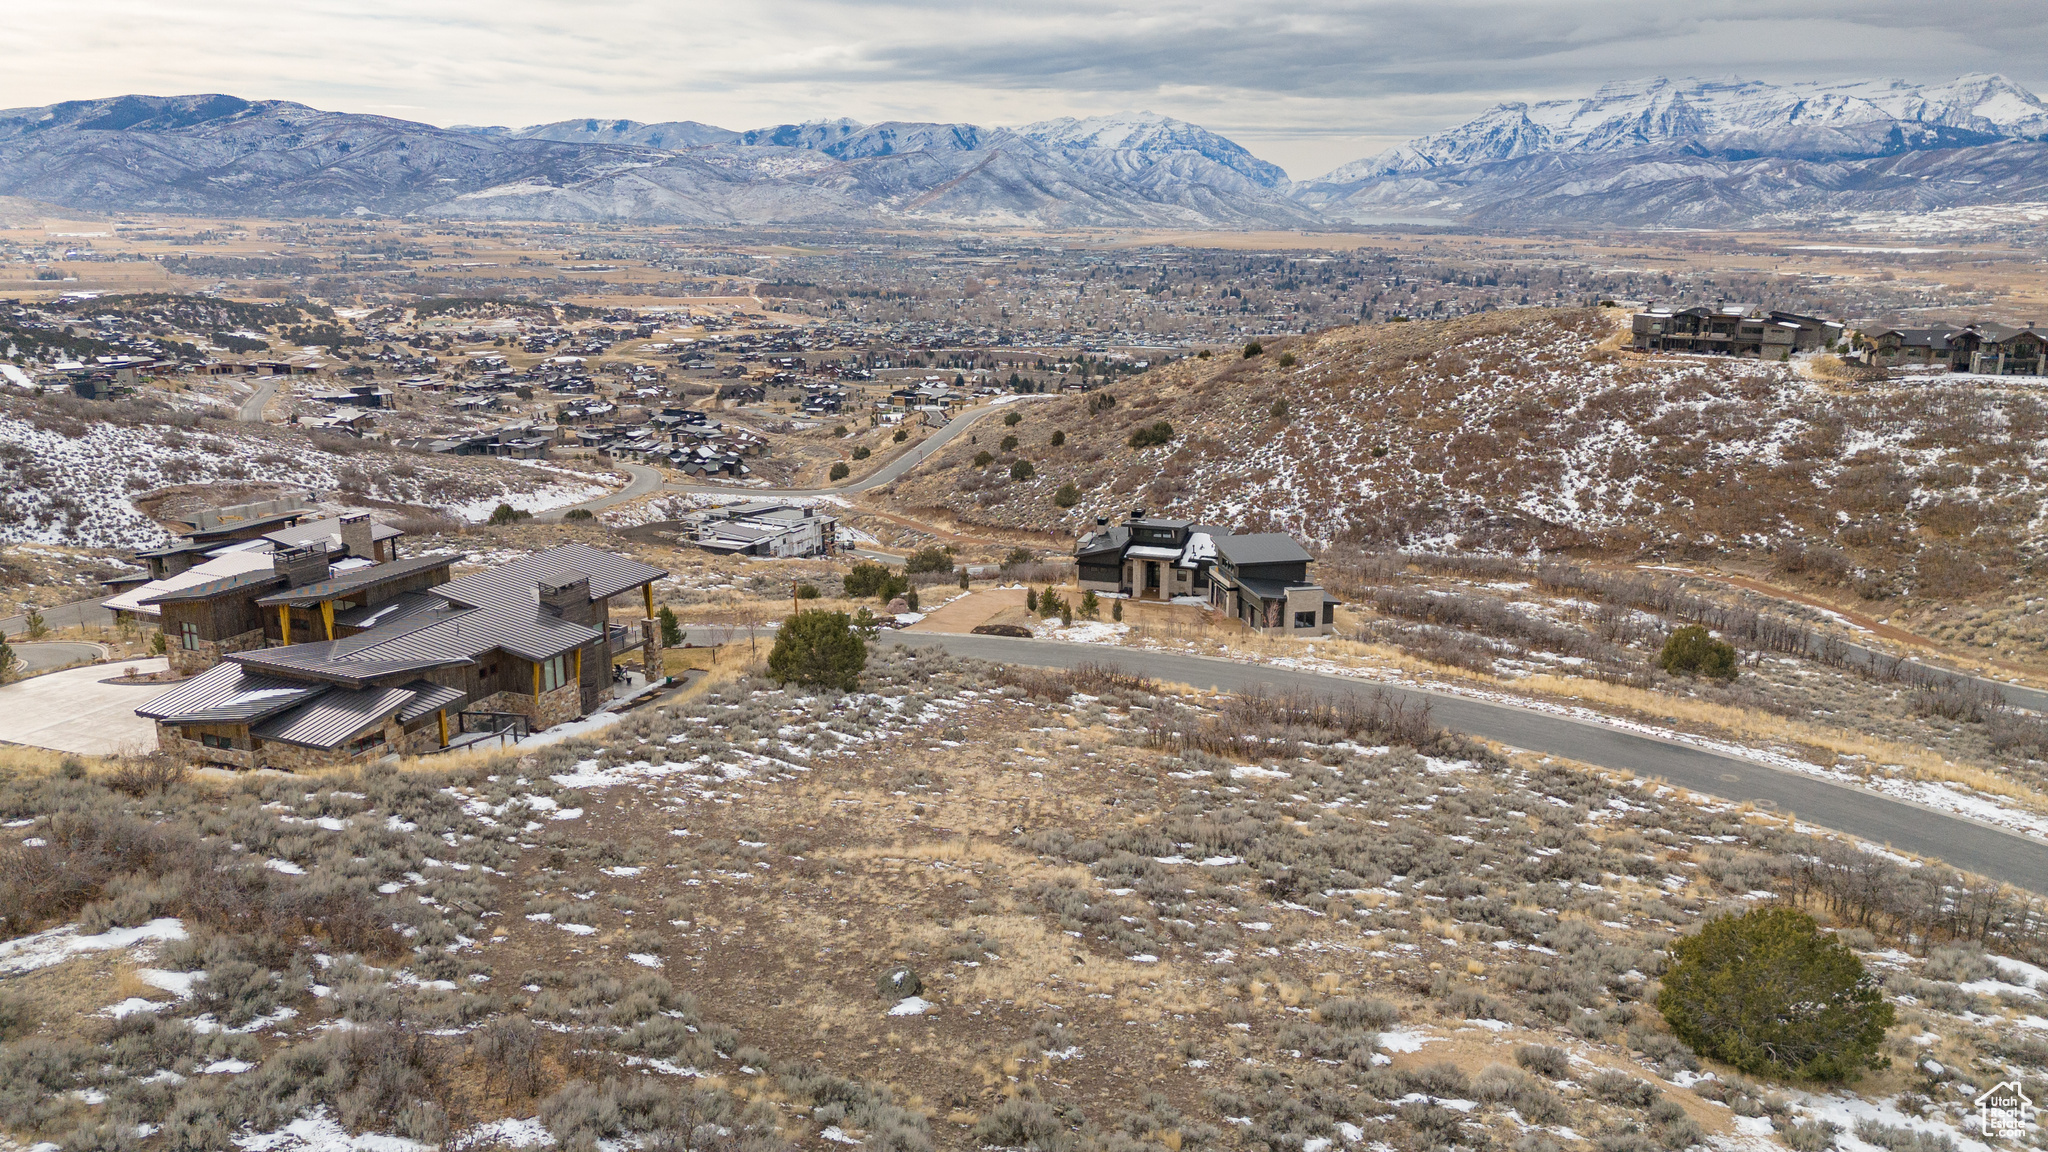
2, 647, 2044, 1152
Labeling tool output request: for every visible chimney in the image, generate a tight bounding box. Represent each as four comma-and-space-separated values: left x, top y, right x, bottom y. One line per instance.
339, 511, 375, 561
1096, 516, 1109, 527
1128, 507, 1145, 522
272, 543, 329, 588
538, 575, 592, 622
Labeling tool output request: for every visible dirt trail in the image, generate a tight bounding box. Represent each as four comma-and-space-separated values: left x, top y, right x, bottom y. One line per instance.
904, 587, 1025, 634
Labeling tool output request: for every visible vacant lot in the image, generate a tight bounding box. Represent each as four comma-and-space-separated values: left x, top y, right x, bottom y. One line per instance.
1, 645, 2044, 1151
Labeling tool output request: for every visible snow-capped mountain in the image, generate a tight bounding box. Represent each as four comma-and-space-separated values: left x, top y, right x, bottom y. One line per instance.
0, 98, 1313, 228
1296, 73, 2048, 226
4, 80, 2046, 230
474, 118, 741, 149
1014, 114, 1291, 189
1318, 73, 2048, 181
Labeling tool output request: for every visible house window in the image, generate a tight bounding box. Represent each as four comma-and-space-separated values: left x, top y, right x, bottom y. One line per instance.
540, 654, 569, 692
1294, 611, 1319, 630
346, 731, 386, 755
180, 621, 201, 650
200, 733, 235, 750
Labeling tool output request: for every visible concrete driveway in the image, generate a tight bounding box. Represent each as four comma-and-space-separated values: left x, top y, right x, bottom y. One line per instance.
0, 658, 172, 756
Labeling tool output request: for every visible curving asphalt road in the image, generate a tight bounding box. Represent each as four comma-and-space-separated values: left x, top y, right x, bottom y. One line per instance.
237, 378, 279, 423
1827, 637, 2048, 714
667, 626, 2048, 894
0, 597, 113, 639
877, 633, 2048, 891
664, 395, 1056, 500
6, 641, 106, 674
537, 462, 667, 522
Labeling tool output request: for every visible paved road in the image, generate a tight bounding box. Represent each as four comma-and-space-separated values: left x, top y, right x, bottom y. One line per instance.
1828, 636, 2048, 713
840, 632, 2048, 894
6, 642, 105, 673
0, 596, 114, 639
665, 395, 1055, 500
237, 378, 278, 423
537, 462, 667, 522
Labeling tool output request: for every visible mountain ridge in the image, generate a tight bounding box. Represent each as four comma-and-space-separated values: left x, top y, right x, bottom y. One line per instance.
2, 77, 2045, 229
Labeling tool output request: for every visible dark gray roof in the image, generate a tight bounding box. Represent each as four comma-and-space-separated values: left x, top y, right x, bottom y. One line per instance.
344, 603, 599, 664
263, 515, 406, 550
398, 682, 466, 722
228, 641, 467, 689
334, 590, 444, 632
135, 662, 326, 723
255, 553, 459, 608
250, 685, 413, 748
1075, 526, 1130, 559
180, 509, 308, 541
1217, 533, 1314, 566
438, 543, 666, 607
138, 569, 282, 606
1236, 575, 1319, 601
249, 676, 468, 749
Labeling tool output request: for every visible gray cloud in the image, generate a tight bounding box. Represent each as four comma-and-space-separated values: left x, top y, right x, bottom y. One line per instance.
0, 0, 2041, 177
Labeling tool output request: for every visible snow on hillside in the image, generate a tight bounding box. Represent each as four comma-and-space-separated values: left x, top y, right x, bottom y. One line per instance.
0, 410, 618, 550
902, 309, 2047, 596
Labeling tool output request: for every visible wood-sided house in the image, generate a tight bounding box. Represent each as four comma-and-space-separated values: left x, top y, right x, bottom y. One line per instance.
1861, 321, 2044, 375
138, 544, 667, 771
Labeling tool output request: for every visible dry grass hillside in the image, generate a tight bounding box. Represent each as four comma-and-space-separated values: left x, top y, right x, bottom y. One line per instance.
6, 648, 2048, 1152
891, 309, 2046, 604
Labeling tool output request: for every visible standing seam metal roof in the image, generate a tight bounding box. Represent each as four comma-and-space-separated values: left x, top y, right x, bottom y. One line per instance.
255, 553, 460, 608
250, 685, 416, 748
134, 663, 326, 723
437, 543, 666, 607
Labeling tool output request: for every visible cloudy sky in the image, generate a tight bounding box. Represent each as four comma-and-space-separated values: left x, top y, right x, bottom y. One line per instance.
4, 0, 2044, 177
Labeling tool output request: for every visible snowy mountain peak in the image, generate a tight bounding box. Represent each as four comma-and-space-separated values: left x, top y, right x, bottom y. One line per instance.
1017, 112, 1289, 188
1318, 73, 2048, 182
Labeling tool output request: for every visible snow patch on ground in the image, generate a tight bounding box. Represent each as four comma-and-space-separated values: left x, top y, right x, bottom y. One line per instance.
0, 916, 186, 975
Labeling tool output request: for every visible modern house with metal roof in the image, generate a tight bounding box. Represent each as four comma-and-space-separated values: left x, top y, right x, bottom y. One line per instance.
1862, 321, 2043, 375
1630, 306, 1842, 358
1075, 513, 1229, 603
1073, 511, 1334, 634
138, 543, 669, 771
134, 504, 406, 581
137, 544, 455, 676
1207, 534, 1337, 635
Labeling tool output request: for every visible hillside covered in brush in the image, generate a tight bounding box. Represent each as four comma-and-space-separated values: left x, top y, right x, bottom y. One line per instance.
893, 309, 2045, 602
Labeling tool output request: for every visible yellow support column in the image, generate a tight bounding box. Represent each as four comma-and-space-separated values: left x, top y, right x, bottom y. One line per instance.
533, 661, 542, 698
643, 582, 654, 620
320, 601, 335, 641
279, 605, 290, 645
437, 709, 449, 748
574, 647, 582, 684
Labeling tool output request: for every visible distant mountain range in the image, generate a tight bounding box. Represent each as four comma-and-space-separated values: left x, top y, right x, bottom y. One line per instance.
1293, 74, 2048, 226
1, 75, 2045, 230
